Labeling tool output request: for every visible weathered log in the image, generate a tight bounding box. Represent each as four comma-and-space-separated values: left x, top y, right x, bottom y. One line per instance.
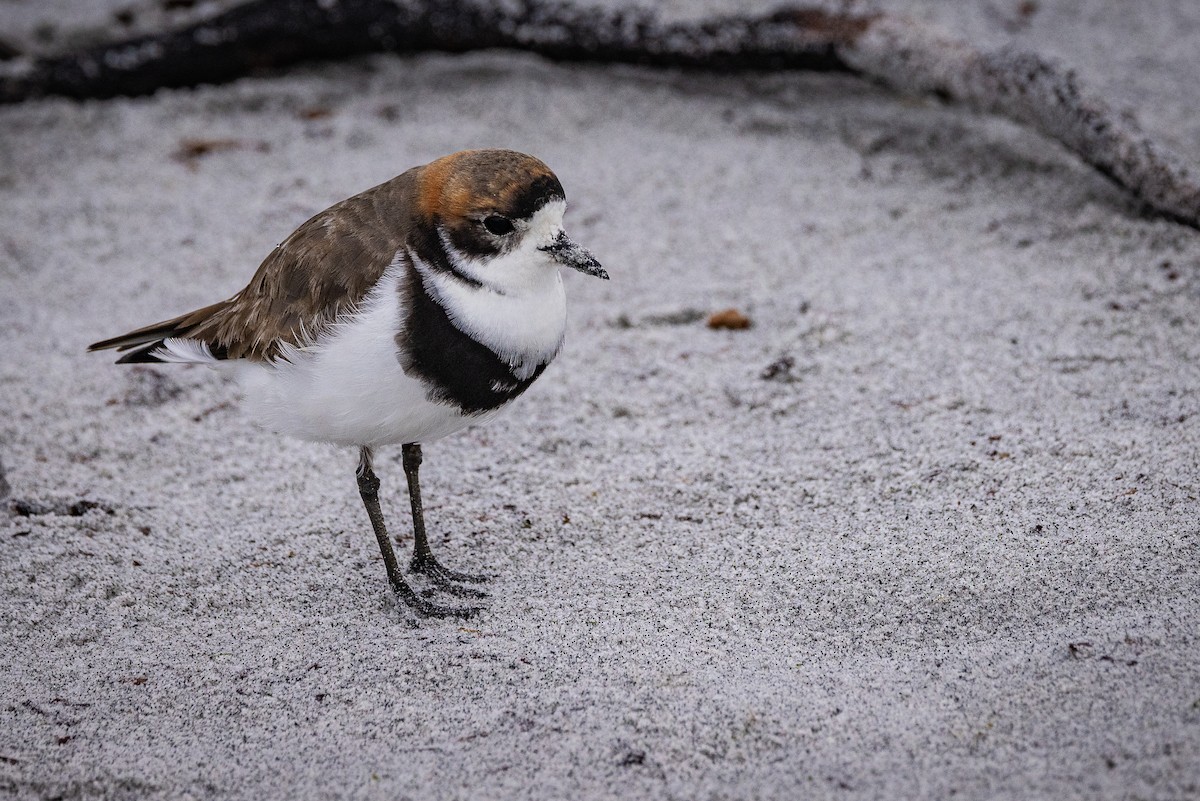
840, 16, 1200, 229
0, 1, 858, 102
2, 0, 1197, 229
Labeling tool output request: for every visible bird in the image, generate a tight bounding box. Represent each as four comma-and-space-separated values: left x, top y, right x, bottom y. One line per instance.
89, 149, 607, 618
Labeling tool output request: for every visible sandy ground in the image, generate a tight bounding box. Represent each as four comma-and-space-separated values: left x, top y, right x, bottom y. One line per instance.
2, 1, 1199, 799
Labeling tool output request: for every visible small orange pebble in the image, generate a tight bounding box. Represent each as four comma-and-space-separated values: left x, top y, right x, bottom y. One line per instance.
707, 308, 752, 330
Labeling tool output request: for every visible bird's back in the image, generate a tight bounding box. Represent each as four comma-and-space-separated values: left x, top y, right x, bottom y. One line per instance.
88, 169, 421, 363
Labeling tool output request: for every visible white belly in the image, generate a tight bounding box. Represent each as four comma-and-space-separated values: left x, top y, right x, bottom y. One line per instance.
233, 261, 562, 448
234, 267, 466, 447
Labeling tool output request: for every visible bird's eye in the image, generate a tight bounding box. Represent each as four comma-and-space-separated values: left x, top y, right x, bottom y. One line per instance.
482, 215, 515, 236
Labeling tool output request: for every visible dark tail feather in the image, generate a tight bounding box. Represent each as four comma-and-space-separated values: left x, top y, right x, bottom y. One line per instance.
87, 300, 230, 361
114, 343, 170, 363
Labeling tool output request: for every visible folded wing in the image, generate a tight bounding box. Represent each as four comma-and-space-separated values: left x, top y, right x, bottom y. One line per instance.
88, 172, 415, 363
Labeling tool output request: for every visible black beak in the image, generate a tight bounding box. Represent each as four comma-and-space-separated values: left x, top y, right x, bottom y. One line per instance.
539, 231, 608, 280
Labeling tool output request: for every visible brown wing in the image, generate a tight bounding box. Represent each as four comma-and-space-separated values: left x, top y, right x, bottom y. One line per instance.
89, 169, 418, 363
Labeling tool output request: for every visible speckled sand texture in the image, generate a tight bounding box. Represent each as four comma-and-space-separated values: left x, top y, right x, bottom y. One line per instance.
1, 1, 1198, 799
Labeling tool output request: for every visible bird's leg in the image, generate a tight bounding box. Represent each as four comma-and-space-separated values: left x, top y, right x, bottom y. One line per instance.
402, 443, 491, 594
355, 446, 479, 618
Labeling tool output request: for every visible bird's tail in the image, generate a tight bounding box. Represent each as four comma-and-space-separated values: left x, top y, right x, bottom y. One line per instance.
87, 300, 231, 363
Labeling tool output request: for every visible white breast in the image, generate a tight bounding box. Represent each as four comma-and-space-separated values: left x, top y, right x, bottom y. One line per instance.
415, 247, 567, 381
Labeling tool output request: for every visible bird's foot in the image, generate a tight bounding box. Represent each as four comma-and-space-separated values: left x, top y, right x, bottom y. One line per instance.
390, 579, 480, 619
411, 553, 492, 598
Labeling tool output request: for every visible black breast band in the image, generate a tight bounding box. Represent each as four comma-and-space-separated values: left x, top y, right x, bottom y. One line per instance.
397, 261, 548, 415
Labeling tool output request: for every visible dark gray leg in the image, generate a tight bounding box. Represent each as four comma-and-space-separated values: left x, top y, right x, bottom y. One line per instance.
402, 443, 490, 594
356, 446, 479, 618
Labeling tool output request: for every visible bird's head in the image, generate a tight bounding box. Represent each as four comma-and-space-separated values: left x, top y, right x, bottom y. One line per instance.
413, 149, 607, 291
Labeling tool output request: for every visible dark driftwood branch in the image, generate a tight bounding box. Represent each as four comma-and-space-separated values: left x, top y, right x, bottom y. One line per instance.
0, 1, 860, 99
840, 17, 1200, 229
3, 0, 1198, 229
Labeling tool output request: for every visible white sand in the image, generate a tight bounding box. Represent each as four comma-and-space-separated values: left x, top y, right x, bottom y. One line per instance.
1, 1, 1198, 799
